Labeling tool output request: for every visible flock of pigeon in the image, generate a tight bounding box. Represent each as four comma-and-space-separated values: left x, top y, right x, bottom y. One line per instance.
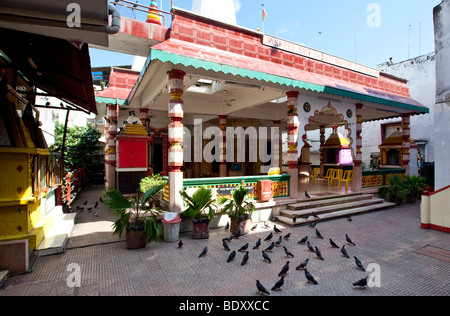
73, 198, 100, 217
179, 219, 370, 296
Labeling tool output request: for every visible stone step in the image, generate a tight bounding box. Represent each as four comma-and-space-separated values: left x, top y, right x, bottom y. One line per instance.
276, 201, 396, 226
287, 194, 375, 210
0, 270, 9, 287
281, 197, 385, 218
36, 212, 77, 256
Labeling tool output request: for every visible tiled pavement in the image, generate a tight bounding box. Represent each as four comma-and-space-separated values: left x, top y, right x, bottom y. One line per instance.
1, 185, 449, 296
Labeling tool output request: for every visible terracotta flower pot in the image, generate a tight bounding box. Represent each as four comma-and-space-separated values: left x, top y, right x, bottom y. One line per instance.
126, 229, 147, 249
192, 218, 210, 239
230, 215, 250, 236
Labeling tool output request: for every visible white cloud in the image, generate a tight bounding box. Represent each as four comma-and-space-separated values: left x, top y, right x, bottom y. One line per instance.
233, 0, 242, 13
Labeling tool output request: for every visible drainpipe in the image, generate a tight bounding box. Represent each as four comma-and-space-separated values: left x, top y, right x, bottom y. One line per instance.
106, 4, 121, 34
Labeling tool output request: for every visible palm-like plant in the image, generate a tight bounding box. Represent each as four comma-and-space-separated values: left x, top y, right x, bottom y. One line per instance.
217, 184, 256, 222
378, 175, 408, 205
404, 175, 427, 200
179, 186, 216, 221
104, 184, 164, 242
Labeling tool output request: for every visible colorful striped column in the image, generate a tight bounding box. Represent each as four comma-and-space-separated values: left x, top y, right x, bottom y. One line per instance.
402, 113, 411, 175
168, 69, 185, 213
352, 103, 363, 192
286, 91, 299, 199
219, 115, 227, 177
105, 103, 117, 189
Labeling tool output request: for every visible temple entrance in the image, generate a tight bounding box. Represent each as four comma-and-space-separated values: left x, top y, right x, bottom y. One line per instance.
299, 102, 355, 193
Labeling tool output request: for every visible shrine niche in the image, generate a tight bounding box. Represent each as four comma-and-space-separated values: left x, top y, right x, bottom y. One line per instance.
321, 128, 353, 169
378, 128, 404, 169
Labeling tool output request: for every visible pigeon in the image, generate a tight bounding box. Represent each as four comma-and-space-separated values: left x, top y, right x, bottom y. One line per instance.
273, 225, 282, 233
311, 212, 320, 219
304, 268, 318, 284
275, 236, 283, 246
251, 224, 257, 231
94, 211, 99, 217
283, 233, 291, 240
241, 251, 249, 266
315, 246, 324, 260
223, 236, 233, 243
87, 207, 92, 213
271, 275, 285, 291
256, 280, 270, 296
238, 243, 249, 252
283, 246, 295, 258
227, 250, 236, 263
309, 221, 317, 228
264, 221, 270, 229
262, 250, 272, 263
199, 246, 208, 257
178, 240, 183, 248
224, 222, 230, 230
347, 216, 352, 222
99, 197, 104, 203
307, 241, 315, 252
94, 201, 98, 208
346, 234, 356, 246
353, 276, 369, 289
354, 256, 365, 271
305, 191, 311, 198
79, 207, 84, 212
329, 238, 339, 248
296, 258, 309, 270
341, 245, 350, 258
264, 232, 273, 241
76, 205, 80, 210
253, 238, 261, 249
298, 236, 308, 244
278, 261, 290, 276
83, 200, 88, 205
233, 228, 242, 239
315, 228, 324, 239
264, 242, 275, 252
292, 216, 297, 224
222, 239, 231, 251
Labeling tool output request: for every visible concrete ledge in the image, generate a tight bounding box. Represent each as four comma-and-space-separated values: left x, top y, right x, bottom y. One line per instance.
0, 239, 29, 274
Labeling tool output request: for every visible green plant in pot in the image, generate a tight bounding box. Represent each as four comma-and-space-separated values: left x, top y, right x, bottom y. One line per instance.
179, 186, 216, 239
217, 183, 256, 236
104, 184, 164, 249
378, 175, 408, 206
403, 175, 427, 203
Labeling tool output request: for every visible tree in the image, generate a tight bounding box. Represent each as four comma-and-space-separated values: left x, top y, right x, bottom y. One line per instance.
50, 122, 101, 171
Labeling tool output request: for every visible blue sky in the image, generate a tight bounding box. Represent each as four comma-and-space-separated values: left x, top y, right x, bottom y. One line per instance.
89, 0, 441, 69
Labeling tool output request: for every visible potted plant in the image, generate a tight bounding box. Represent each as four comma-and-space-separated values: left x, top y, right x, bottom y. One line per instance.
104, 184, 164, 249
378, 175, 408, 206
403, 175, 427, 203
217, 183, 256, 236
140, 174, 168, 207
179, 186, 216, 239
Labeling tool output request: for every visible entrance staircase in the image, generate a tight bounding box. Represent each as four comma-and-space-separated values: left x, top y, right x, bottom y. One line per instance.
276, 192, 395, 226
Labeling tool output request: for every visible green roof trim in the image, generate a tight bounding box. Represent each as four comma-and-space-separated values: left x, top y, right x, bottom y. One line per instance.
95, 96, 128, 105
151, 49, 429, 114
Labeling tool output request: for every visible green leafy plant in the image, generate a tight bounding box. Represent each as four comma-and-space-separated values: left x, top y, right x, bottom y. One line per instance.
403, 175, 428, 202
140, 174, 168, 193
104, 184, 164, 242
179, 186, 216, 221
378, 175, 408, 205
217, 184, 256, 222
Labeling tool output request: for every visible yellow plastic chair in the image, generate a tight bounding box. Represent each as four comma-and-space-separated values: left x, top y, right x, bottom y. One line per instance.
339, 170, 353, 191
330, 169, 343, 186
308, 167, 320, 184
322, 168, 335, 186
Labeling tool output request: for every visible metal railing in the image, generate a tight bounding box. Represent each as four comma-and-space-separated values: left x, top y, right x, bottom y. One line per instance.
110, 0, 172, 27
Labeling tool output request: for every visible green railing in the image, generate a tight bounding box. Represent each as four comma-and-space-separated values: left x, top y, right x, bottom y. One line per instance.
162, 174, 291, 202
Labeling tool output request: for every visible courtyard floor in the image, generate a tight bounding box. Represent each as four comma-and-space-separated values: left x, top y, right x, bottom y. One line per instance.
0, 184, 449, 297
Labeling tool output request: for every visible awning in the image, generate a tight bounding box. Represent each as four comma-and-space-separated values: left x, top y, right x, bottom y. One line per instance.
133, 38, 428, 114
0, 28, 97, 114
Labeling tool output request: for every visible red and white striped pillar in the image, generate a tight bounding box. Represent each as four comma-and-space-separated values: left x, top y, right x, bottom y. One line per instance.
105, 103, 117, 189
402, 113, 411, 175
286, 91, 299, 199
219, 115, 227, 177
167, 69, 185, 213
352, 103, 363, 192
273, 120, 281, 170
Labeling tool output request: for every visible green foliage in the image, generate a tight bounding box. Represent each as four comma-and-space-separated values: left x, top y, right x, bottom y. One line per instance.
140, 174, 168, 194
50, 122, 101, 171
378, 175, 409, 204
103, 184, 165, 243
217, 184, 256, 222
179, 186, 216, 221
403, 175, 427, 197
